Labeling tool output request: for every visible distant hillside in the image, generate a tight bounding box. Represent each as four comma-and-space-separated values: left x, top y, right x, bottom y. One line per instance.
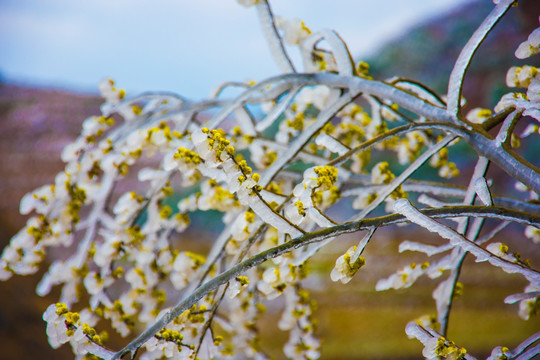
367, 0, 540, 109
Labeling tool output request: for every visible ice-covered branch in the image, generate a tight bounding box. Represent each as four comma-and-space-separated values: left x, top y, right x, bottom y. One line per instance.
255, 0, 296, 73
393, 199, 540, 285
447, 0, 516, 119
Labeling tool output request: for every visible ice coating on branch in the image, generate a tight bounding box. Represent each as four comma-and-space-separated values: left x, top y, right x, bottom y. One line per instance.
399, 240, 452, 256
396, 200, 540, 284
417, 194, 451, 208
473, 177, 492, 206
405, 322, 427, 340
256, 88, 299, 132
504, 289, 540, 304
432, 278, 453, 320
247, 192, 303, 237
350, 228, 375, 263
393, 199, 488, 262
315, 132, 349, 155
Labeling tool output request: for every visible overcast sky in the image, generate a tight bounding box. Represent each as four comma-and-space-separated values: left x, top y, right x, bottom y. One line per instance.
0, 0, 472, 99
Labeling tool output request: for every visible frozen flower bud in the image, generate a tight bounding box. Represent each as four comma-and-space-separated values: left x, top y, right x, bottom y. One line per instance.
376, 262, 428, 290
372, 161, 394, 184
330, 246, 366, 284
518, 284, 540, 320
466, 108, 492, 124
20, 185, 54, 215
275, 17, 311, 45
506, 66, 520, 87
525, 225, 540, 244
61, 139, 86, 163
113, 191, 144, 224
490, 346, 510, 360
486, 242, 515, 263
284, 202, 306, 226
515, 181, 529, 192
257, 266, 290, 299
228, 276, 249, 298
438, 162, 459, 179
520, 124, 539, 138
507, 65, 539, 88
518, 66, 538, 87
98, 78, 124, 106
515, 40, 540, 59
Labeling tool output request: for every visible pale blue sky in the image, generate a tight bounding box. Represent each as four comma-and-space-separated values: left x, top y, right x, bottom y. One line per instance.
0, 0, 471, 99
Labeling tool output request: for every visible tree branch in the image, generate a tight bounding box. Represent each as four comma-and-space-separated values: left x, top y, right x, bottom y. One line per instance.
446, 0, 516, 119
110, 203, 540, 359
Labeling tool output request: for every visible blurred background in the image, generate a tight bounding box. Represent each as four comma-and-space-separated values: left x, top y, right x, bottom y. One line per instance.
1, 0, 539, 359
